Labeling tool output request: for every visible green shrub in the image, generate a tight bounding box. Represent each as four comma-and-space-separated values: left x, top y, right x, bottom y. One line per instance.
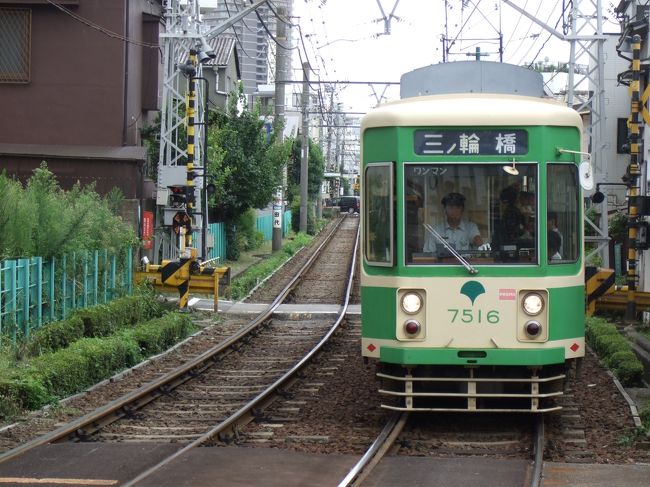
0, 163, 137, 260
593, 333, 629, 357
613, 359, 645, 387
29, 316, 84, 355
0, 377, 53, 415
585, 316, 646, 387
28, 336, 142, 399
237, 208, 265, 251
585, 318, 619, 342
124, 313, 196, 356
607, 350, 638, 369
75, 293, 166, 338
28, 316, 85, 356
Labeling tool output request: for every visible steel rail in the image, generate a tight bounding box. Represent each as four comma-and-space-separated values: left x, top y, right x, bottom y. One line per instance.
337, 411, 409, 487
0, 216, 348, 465
122, 223, 361, 486
530, 415, 545, 487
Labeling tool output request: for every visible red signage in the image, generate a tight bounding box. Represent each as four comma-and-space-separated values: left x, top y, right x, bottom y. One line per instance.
499, 288, 517, 300
142, 211, 154, 250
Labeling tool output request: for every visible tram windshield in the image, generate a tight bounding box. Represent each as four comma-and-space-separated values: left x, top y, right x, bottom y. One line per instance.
405, 163, 539, 266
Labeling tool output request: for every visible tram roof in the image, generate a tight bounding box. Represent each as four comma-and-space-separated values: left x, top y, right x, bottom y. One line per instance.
361, 94, 583, 131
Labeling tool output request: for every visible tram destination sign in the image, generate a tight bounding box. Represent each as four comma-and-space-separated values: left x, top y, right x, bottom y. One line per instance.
414, 129, 528, 156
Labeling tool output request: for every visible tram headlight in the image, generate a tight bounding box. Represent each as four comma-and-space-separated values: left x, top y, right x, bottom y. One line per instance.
401, 292, 423, 314
404, 319, 421, 336
524, 320, 542, 338
522, 292, 544, 316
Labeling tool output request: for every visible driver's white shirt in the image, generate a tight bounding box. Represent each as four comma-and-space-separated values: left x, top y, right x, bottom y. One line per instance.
424, 219, 480, 252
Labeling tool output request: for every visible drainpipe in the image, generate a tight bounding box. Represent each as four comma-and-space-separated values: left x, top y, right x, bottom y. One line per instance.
122, 0, 130, 146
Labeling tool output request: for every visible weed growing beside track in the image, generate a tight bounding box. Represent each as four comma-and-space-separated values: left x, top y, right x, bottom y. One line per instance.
227, 232, 313, 301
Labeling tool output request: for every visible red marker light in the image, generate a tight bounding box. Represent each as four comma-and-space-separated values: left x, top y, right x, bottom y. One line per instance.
404, 320, 421, 336
525, 321, 542, 337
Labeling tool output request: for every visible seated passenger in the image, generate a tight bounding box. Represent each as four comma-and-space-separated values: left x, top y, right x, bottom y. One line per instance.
548, 211, 564, 256
498, 185, 526, 244
548, 230, 562, 261
423, 192, 488, 252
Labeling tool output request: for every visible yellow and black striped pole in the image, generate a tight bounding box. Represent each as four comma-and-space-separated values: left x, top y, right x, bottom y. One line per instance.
626, 34, 642, 321
185, 50, 198, 250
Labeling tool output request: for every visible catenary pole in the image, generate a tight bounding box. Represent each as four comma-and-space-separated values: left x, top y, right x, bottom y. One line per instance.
272, 6, 288, 251
299, 62, 310, 233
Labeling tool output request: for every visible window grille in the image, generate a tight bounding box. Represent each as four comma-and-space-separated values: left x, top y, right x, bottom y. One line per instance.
0, 8, 31, 83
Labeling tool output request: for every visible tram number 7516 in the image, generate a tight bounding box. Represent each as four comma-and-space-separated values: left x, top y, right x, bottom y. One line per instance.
447, 308, 500, 324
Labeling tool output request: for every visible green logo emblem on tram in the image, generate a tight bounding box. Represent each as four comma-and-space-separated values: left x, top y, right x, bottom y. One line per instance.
460, 281, 486, 305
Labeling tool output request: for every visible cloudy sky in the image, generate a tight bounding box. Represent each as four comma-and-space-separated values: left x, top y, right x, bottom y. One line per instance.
204, 1, 620, 112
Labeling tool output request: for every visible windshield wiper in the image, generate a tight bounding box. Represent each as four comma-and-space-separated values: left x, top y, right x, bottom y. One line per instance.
423, 223, 478, 275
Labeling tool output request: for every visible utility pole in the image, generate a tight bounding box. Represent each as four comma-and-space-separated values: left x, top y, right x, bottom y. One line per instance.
326, 87, 334, 173
300, 62, 310, 233
625, 34, 642, 321
272, 6, 288, 252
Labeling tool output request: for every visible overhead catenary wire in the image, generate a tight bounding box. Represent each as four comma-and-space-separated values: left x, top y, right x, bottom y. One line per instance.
256, 1, 329, 122
522, 0, 568, 68
221, 0, 254, 59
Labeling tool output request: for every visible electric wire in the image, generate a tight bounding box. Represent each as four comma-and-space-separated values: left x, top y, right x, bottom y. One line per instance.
522, 0, 567, 68
45, 0, 159, 48
221, 0, 253, 59
502, 0, 536, 59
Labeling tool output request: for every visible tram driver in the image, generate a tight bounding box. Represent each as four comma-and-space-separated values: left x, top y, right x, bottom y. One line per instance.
423, 192, 490, 253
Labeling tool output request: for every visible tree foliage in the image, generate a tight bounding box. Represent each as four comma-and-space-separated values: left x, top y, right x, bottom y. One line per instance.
206, 85, 285, 223
0, 163, 137, 260
286, 137, 325, 234
287, 137, 325, 204
205, 84, 295, 258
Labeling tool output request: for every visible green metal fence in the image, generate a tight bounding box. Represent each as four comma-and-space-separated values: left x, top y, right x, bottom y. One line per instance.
0, 248, 133, 344
256, 214, 273, 241
208, 210, 292, 263
207, 222, 227, 263
256, 210, 292, 241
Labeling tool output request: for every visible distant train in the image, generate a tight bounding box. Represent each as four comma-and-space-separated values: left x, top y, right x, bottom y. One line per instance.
360, 63, 589, 412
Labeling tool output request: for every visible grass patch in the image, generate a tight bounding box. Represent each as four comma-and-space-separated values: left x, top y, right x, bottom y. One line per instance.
617, 401, 650, 446
228, 232, 312, 301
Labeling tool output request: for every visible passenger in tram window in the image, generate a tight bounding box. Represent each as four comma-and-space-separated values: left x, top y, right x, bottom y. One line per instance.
548, 211, 564, 256
548, 229, 562, 261
498, 185, 526, 244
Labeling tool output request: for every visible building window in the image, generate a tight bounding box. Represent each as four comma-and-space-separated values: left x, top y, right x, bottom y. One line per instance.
0, 8, 30, 83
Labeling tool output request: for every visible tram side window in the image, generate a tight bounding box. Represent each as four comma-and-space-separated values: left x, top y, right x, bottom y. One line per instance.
547, 164, 579, 263
365, 164, 393, 265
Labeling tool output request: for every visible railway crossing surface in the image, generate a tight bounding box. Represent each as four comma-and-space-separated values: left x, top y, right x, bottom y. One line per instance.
0, 443, 649, 486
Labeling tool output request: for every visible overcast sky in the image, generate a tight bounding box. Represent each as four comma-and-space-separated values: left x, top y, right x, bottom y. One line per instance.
290, 0, 621, 112
204, 1, 620, 112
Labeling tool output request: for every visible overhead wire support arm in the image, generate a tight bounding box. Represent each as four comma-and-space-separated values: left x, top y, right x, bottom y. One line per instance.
202, 0, 269, 41
375, 0, 401, 35
275, 80, 399, 85
501, 0, 567, 41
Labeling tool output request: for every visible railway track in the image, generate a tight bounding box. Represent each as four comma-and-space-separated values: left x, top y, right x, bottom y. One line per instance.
337, 414, 546, 487
0, 216, 359, 484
